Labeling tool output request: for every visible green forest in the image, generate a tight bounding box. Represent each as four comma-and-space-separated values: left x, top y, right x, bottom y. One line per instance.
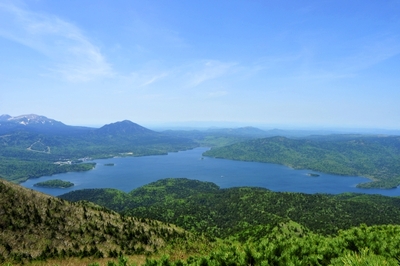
60, 178, 400, 238
34, 179, 74, 188
2, 178, 400, 265
203, 135, 400, 189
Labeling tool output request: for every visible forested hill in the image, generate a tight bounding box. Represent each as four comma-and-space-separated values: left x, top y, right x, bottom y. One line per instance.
4, 178, 400, 264
59, 178, 400, 238
0, 179, 200, 264
203, 135, 400, 189
57, 178, 400, 264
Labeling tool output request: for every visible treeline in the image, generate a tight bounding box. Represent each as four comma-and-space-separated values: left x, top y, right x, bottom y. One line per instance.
203, 135, 400, 189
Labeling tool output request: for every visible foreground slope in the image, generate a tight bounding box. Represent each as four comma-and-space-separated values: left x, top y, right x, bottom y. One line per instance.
59, 178, 400, 265
0, 179, 191, 264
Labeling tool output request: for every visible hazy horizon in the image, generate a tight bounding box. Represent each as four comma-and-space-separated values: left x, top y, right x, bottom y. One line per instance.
1, 1, 399, 129
3, 112, 400, 134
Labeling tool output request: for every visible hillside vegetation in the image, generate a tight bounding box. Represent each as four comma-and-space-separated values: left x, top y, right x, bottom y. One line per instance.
58, 178, 400, 265
0, 179, 207, 265
203, 135, 400, 189
60, 178, 400, 237
3, 178, 400, 265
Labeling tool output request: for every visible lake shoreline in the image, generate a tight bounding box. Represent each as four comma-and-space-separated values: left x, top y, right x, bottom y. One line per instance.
21, 147, 399, 197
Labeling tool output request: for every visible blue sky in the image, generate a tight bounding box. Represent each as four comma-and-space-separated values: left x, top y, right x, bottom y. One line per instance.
0, 0, 399, 129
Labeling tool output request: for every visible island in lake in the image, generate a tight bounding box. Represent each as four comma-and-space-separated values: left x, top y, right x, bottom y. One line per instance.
307, 173, 320, 177
34, 179, 74, 188
104, 163, 115, 166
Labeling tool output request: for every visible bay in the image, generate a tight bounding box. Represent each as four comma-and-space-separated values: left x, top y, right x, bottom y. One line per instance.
21, 147, 400, 197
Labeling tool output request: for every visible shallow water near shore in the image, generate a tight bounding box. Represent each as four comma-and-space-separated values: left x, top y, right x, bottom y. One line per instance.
21, 147, 400, 197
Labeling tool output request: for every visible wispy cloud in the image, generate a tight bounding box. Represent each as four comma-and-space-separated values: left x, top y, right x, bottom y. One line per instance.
207, 90, 228, 98
337, 37, 400, 73
185, 60, 238, 87
277, 36, 400, 83
0, 1, 113, 82
140, 73, 168, 87
118, 70, 170, 91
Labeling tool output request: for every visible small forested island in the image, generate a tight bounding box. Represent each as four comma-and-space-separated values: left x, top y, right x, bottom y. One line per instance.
307, 173, 320, 177
34, 179, 74, 188
104, 163, 114, 166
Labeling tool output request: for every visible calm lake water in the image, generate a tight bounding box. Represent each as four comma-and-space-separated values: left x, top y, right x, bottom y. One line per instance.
22, 147, 400, 197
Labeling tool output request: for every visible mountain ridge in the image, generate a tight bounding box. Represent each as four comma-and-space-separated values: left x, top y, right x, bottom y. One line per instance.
0, 114, 89, 135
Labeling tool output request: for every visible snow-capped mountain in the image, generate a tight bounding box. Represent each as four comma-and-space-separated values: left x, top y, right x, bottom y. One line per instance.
0, 114, 12, 121
0, 114, 78, 134
2, 114, 64, 126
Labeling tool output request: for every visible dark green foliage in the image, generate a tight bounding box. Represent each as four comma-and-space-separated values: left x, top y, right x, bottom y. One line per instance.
4, 177, 400, 264
203, 135, 400, 188
60, 178, 400, 238
60, 178, 220, 212
34, 179, 74, 188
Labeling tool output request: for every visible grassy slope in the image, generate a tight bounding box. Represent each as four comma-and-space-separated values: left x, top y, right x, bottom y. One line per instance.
0, 179, 209, 264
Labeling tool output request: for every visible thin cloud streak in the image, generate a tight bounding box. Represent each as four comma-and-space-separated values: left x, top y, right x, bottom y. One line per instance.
0, 2, 113, 82
185, 60, 238, 88
207, 91, 228, 98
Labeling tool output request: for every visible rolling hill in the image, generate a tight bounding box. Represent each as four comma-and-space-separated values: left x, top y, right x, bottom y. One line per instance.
3, 177, 400, 265
59, 178, 400, 265
0, 178, 201, 264
59, 178, 400, 237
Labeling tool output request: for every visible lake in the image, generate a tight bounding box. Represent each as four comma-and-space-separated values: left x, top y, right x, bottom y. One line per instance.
21, 147, 400, 197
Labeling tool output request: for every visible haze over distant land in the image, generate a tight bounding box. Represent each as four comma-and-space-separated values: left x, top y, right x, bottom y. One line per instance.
0, 1, 399, 129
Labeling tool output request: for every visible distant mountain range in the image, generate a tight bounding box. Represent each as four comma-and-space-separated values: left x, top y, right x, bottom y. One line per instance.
0, 114, 159, 137
0, 114, 92, 135
1, 114, 334, 144
0, 114, 197, 183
